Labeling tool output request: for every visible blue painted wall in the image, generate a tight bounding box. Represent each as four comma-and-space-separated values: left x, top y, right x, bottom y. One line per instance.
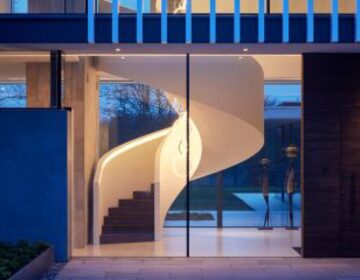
0, 109, 69, 262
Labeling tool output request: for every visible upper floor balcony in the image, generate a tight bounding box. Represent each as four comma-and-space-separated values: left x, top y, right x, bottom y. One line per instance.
0, 0, 359, 45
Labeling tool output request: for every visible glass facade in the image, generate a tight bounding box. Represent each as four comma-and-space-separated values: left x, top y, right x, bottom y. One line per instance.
2, 0, 353, 14
0, 52, 303, 257
165, 82, 301, 230
95, 55, 187, 256
99, 82, 178, 155
95, 55, 302, 257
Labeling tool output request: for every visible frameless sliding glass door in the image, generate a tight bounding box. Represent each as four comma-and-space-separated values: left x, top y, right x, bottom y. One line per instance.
184, 55, 302, 257
71, 55, 188, 257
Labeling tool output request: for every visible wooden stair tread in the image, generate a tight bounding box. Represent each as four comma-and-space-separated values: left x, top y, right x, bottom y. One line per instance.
100, 186, 155, 244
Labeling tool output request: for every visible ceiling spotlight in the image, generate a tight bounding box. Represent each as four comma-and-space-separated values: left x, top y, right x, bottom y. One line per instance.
243, 48, 249, 52
115, 48, 121, 52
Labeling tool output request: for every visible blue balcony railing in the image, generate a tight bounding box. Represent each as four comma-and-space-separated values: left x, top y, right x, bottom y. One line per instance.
0, 0, 359, 44
87, 0, 360, 43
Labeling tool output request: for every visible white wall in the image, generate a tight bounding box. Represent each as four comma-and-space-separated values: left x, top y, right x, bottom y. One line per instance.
154, 114, 202, 239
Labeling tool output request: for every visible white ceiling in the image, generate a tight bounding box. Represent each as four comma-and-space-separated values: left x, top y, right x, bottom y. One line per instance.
0, 52, 301, 82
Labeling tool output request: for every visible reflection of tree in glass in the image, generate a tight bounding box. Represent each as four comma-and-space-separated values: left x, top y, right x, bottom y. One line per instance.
99, 83, 180, 151
99, 83, 179, 122
0, 84, 26, 108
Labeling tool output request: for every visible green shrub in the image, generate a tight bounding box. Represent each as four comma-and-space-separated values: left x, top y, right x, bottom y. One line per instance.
0, 240, 49, 280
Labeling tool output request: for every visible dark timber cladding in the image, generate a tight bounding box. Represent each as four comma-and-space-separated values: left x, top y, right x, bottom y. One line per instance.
303, 53, 360, 257
50, 50, 62, 109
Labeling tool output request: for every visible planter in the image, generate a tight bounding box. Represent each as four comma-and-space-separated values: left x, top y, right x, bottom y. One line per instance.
10, 247, 54, 280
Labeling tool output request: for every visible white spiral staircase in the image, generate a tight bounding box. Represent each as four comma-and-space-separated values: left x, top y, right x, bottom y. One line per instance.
93, 55, 264, 245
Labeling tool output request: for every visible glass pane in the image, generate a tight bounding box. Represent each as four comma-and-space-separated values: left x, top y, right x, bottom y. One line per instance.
12, 0, 28, 13
216, 0, 234, 14
0, 1, 11, 13
269, 0, 283, 13
0, 84, 26, 107
289, 0, 307, 14
71, 55, 187, 257
339, 0, 355, 14
168, 0, 186, 13
192, 0, 210, 13
98, 0, 137, 14
143, 0, 157, 13
145, 0, 188, 14
64, 0, 86, 13
266, 0, 356, 15
8, 0, 86, 13
0, 52, 50, 107
189, 55, 302, 257
314, 0, 331, 13
241, 0, 258, 14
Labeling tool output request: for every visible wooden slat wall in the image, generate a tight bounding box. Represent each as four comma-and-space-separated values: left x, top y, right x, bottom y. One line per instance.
303, 53, 360, 257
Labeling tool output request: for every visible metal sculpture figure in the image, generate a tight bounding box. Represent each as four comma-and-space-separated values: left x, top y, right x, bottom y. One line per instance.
260, 158, 271, 229
285, 144, 298, 229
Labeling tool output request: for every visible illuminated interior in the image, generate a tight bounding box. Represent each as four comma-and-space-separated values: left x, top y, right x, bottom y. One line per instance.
0, 53, 302, 257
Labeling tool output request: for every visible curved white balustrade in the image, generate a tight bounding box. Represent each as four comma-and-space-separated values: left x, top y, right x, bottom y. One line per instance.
93, 55, 264, 244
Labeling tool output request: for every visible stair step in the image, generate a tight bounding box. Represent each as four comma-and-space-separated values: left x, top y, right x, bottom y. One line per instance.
100, 232, 154, 244
133, 191, 154, 200
108, 207, 153, 216
104, 215, 154, 224
118, 199, 154, 209
102, 225, 154, 234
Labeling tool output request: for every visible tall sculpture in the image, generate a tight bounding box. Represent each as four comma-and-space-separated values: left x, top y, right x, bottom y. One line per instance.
260, 158, 271, 229
285, 144, 298, 229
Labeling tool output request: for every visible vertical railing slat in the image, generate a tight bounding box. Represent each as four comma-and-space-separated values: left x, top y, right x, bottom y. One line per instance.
234, 0, 240, 43
161, 0, 167, 43
137, 0, 143, 43
258, 0, 265, 43
356, 0, 360, 42
331, 0, 339, 42
282, 0, 289, 43
112, 0, 119, 43
210, 0, 216, 43
307, 0, 314, 42
88, 0, 95, 43
186, 0, 192, 43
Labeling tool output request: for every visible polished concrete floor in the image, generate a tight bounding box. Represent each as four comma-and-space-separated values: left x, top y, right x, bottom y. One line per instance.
74, 228, 301, 257
56, 257, 360, 280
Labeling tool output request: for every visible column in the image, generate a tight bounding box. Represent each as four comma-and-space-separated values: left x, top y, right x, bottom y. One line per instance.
64, 57, 99, 248
26, 63, 51, 108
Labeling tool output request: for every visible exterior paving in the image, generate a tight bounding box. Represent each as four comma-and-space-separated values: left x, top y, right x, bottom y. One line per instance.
55, 257, 360, 280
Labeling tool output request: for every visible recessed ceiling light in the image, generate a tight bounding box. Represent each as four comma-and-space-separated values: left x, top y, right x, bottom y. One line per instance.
121, 56, 125, 59
243, 48, 249, 52
115, 48, 121, 52
238, 56, 243, 60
